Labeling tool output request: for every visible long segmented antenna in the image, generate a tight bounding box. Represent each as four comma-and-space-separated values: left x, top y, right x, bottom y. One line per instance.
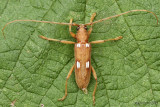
2, 10, 158, 38
2, 20, 79, 38
85, 10, 158, 26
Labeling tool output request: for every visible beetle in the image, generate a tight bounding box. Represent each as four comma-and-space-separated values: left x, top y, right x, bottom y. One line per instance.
2, 10, 158, 105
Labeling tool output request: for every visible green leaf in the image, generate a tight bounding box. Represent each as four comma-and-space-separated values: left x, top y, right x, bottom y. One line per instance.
0, 0, 160, 107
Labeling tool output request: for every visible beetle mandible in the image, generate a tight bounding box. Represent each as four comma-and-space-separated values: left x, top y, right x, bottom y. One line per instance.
2, 10, 158, 105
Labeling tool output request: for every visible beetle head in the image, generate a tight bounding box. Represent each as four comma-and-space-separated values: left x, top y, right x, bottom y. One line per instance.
76, 24, 89, 43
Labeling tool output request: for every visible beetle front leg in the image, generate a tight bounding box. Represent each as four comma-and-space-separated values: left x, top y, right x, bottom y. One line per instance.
91, 66, 97, 105
69, 19, 76, 38
88, 13, 96, 35
58, 64, 75, 101
90, 36, 123, 44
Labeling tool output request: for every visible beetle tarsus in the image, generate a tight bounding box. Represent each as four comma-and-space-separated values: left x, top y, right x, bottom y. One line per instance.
93, 96, 95, 105
115, 36, 123, 40
58, 95, 67, 101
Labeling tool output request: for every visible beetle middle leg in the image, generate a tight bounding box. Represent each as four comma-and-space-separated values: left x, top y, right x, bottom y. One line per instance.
90, 36, 123, 44
58, 64, 75, 101
39, 35, 75, 44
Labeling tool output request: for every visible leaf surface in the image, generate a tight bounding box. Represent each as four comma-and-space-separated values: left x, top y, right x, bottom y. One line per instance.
0, 0, 160, 107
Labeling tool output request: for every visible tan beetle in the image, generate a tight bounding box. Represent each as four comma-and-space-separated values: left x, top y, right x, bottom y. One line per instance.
2, 10, 158, 105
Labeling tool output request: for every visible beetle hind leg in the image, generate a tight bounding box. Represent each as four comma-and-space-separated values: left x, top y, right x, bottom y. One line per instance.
91, 66, 97, 105
58, 64, 75, 101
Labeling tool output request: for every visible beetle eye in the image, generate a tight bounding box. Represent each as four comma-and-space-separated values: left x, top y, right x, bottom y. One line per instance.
76, 26, 80, 31
84, 26, 88, 30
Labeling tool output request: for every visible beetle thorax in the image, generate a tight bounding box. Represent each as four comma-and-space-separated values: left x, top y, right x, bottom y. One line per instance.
76, 25, 89, 43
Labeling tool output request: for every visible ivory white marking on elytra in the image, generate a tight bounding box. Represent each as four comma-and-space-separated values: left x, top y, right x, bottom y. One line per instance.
86, 61, 89, 68
77, 61, 80, 68
77, 43, 80, 47
86, 43, 90, 47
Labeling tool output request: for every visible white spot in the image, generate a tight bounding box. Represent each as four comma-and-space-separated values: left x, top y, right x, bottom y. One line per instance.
86, 43, 90, 47
86, 61, 89, 68
77, 43, 81, 47
77, 61, 80, 68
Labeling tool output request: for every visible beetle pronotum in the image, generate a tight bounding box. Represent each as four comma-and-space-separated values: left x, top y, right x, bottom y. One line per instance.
2, 10, 158, 105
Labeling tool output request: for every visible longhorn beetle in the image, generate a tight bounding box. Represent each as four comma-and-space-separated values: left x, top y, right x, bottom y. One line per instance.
2, 10, 158, 105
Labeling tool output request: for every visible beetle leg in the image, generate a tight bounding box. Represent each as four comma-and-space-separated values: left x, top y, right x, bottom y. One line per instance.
91, 66, 97, 105
90, 13, 97, 23
39, 35, 75, 44
90, 36, 123, 44
69, 19, 76, 38
58, 64, 75, 101
88, 13, 96, 35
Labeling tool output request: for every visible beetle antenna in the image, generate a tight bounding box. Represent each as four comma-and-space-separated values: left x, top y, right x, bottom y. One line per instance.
2, 20, 79, 38
85, 10, 158, 26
